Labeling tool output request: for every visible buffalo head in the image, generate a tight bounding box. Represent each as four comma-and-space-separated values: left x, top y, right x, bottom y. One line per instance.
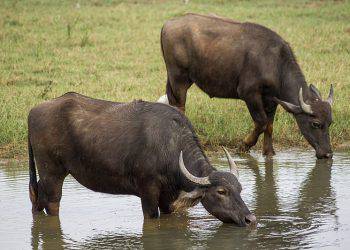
174, 148, 256, 226
275, 85, 333, 159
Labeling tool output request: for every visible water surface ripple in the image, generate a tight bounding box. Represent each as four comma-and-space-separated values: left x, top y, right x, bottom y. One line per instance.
1, 150, 349, 249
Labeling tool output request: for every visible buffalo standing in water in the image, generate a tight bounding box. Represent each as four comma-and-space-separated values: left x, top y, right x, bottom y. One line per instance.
158, 13, 334, 159
28, 93, 256, 226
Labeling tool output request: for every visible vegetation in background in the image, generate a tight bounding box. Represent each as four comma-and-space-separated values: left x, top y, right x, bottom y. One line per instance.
0, 0, 349, 157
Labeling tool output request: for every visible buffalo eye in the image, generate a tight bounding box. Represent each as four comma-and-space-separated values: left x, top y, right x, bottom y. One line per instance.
311, 121, 322, 129
217, 188, 227, 196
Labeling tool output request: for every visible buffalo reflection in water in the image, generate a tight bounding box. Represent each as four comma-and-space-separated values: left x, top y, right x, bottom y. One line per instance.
30, 156, 336, 249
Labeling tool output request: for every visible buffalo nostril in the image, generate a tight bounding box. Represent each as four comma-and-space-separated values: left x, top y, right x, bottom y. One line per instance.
244, 214, 256, 225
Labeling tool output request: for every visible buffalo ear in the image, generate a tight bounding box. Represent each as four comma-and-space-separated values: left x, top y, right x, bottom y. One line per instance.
171, 189, 205, 212
273, 97, 302, 114
309, 84, 322, 99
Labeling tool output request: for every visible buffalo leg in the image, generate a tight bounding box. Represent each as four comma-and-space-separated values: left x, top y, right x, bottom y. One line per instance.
140, 183, 160, 219
159, 192, 174, 214
262, 103, 277, 156
166, 72, 192, 112
35, 157, 67, 216
240, 94, 268, 152
37, 175, 65, 216
31, 179, 46, 213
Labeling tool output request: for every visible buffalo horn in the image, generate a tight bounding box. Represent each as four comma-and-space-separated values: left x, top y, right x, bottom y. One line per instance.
222, 147, 239, 178
326, 84, 334, 106
179, 151, 211, 186
299, 88, 313, 115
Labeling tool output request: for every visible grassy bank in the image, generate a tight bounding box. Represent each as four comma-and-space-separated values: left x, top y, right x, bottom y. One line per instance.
1, 0, 349, 157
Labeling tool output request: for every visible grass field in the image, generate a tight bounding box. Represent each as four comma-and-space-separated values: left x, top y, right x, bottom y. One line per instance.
0, 0, 349, 157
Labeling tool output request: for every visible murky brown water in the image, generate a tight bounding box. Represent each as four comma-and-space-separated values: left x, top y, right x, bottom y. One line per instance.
1, 150, 349, 249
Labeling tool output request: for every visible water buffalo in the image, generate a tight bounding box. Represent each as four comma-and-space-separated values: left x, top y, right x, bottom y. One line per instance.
28, 92, 256, 226
158, 13, 334, 159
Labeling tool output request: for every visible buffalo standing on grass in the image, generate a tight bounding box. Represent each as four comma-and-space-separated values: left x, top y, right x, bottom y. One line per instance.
28, 92, 256, 226
158, 13, 334, 159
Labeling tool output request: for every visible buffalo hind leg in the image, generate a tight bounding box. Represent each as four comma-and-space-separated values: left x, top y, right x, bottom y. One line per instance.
239, 93, 268, 152
31, 179, 45, 213
38, 176, 66, 216
34, 158, 67, 216
262, 103, 277, 156
140, 183, 160, 219
166, 72, 192, 112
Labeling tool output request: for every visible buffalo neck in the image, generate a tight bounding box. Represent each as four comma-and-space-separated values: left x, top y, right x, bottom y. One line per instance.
180, 131, 215, 187
279, 59, 311, 106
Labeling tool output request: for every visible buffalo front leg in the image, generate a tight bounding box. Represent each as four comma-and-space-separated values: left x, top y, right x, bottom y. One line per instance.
158, 190, 176, 214
159, 199, 172, 214
239, 94, 268, 152
140, 183, 160, 219
262, 103, 277, 156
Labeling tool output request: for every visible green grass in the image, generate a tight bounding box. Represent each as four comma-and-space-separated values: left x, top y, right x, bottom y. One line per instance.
1, 0, 349, 157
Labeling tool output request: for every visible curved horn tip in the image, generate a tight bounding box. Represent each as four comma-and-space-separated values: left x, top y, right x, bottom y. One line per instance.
222, 147, 239, 178
326, 84, 334, 106
299, 88, 313, 115
179, 151, 211, 186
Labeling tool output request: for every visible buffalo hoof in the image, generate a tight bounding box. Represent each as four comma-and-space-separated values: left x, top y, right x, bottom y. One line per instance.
237, 141, 250, 153
263, 149, 275, 157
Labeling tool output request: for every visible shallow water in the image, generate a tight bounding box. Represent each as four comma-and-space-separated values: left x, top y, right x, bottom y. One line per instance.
0, 150, 349, 249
